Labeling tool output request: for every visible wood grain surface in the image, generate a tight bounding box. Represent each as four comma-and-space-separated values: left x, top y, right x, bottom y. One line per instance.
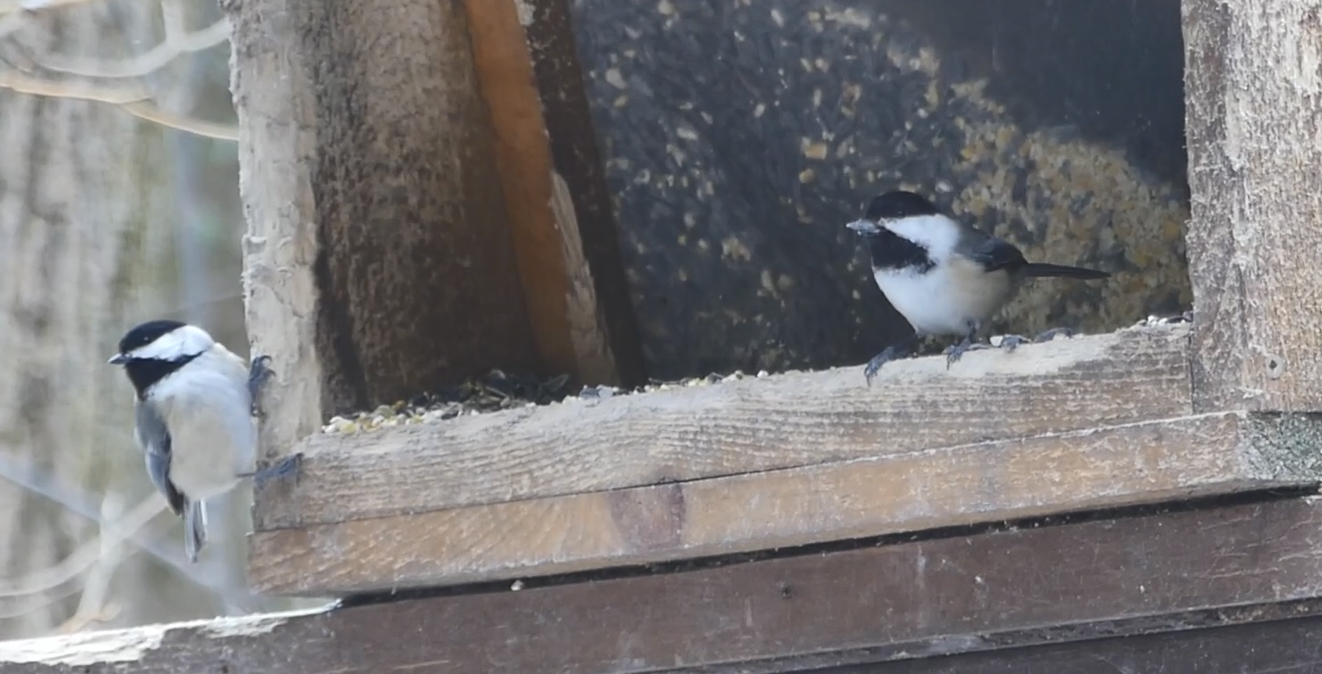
255, 324, 1194, 532
1184, 0, 1322, 412
250, 409, 1322, 595
817, 611, 1322, 674
464, 0, 635, 387
15, 496, 1322, 673
223, 0, 327, 466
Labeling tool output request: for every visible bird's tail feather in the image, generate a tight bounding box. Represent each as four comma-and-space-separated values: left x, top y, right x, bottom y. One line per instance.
182, 499, 208, 563
1021, 263, 1110, 280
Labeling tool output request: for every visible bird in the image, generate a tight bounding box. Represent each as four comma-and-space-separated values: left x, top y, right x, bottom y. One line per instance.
846, 190, 1110, 385
108, 319, 301, 562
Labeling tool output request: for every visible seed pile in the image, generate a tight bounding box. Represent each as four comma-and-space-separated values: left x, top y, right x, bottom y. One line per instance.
321, 368, 771, 435
321, 311, 1191, 435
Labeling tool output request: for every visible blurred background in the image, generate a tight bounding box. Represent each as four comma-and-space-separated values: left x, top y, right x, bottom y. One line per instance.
0, 0, 313, 638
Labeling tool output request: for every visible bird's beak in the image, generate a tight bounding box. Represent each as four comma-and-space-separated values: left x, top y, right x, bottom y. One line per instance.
846, 219, 881, 235
108, 353, 128, 365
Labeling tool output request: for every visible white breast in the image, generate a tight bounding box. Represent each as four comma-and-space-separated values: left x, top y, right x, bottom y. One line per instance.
873, 257, 1015, 337
149, 349, 257, 499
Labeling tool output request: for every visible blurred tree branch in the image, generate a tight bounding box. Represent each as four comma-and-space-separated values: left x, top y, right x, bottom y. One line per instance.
0, 0, 272, 638
0, 0, 238, 140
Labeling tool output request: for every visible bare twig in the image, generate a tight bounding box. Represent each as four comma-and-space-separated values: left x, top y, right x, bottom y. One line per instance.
0, 453, 245, 604
0, 0, 104, 12
0, 70, 238, 139
37, 17, 230, 79
0, 489, 166, 598
121, 100, 238, 141
0, 69, 149, 104
0, 0, 240, 140
54, 492, 129, 633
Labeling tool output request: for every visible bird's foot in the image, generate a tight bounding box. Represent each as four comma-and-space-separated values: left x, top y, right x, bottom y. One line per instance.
1032, 327, 1076, 344
864, 344, 912, 386
943, 337, 991, 368
248, 355, 274, 417
248, 452, 304, 489
995, 334, 1031, 353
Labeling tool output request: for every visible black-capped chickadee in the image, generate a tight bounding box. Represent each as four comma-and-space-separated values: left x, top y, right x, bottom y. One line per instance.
847, 190, 1110, 385
108, 319, 300, 562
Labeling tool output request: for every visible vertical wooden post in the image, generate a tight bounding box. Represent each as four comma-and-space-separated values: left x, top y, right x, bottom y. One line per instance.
228, 0, 549, 423
1183, 0, 1322, 412
224, 0, 325, 463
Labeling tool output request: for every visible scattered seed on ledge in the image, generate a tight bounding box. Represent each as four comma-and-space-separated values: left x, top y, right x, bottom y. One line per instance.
317, 315, 1192, 437
321, 368, 760, 435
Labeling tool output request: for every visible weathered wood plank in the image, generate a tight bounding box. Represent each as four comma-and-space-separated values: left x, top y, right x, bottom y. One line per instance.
15, 496, 1322, 673
227, 0, 545, 420
464, 0, 643, 387
819, 611, 1322, 674
256, 324, 1193, 532
223, 0, 327, 464
250, 410, 1322, 595
1183, 0, 1322, 412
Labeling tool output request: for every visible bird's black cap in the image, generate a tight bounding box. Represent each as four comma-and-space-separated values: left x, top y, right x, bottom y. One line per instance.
865, 190, 942, 221
116, 319, 187, 356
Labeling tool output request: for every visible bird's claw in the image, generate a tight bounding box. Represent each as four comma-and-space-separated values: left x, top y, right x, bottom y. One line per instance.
864, 345, 909, 386
251, 452, 304, 489
248, 355, 274, 417
943, 338, 990, 368
996, 334, 1030, 353
1032, 327, 1075, 344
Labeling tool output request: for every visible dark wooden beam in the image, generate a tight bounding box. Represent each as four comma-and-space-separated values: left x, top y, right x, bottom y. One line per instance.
11, 495, 1322, 672
463, 0, 646, 387
522, 0, 649, 387
814, 610, 1322, 674
1183, 0, 1322, 412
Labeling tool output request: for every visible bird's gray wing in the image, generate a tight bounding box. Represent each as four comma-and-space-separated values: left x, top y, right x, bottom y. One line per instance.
134, 401, 187, 517
959, 228, 1028, 273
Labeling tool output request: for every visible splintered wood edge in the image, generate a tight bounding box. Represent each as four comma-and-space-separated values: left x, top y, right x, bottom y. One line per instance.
254, 323, 1195, 531
248, 409, 1322, 596
226, 0, 327, 461
20, 497, 1322, 673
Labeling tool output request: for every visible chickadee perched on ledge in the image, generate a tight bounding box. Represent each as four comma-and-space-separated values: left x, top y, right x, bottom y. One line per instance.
108, 320, 301, 562
847, 190, 1110, 386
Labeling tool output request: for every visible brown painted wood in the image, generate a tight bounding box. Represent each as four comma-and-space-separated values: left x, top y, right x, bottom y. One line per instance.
521, 0, 649, 388
251, 409, 1322, 596
1183, 0, 1322, 413
13, 496, 1322, 673
256, 324, 1193, 533
464, 0, 643, 387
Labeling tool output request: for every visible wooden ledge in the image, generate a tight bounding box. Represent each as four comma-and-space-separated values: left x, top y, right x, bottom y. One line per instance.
245, 322, 1322, 596
257, 324, 1193, 532
19, 496, 1322, 673
252, 409, 1322, 594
